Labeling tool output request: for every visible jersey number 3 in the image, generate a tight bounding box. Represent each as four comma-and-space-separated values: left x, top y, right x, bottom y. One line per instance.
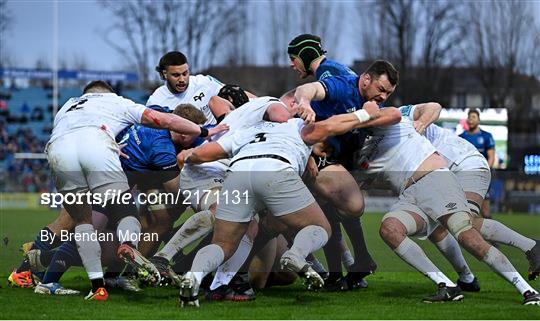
249, 133, 267, 144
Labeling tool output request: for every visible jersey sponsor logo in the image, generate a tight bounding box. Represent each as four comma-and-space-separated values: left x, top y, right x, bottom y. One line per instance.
319, 71, 332, 80
162, 163, 178, 170
445, 202, 458, 211
193, 92, 205, 101
130, 127, 141, 145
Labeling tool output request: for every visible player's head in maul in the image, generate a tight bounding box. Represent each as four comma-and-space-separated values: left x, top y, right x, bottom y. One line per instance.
358, 60, 399, 104
83, 80, 115, 94
171, 103, 207, 148
288, 34, 327, 79
156, 51, 190, 94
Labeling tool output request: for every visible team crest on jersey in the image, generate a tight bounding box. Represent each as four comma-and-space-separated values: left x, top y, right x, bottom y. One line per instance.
194, 92, 205, 101
477, 137, 484, 144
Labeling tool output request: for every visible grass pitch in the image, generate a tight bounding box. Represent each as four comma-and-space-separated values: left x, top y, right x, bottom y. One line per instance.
1, 208, 539, 319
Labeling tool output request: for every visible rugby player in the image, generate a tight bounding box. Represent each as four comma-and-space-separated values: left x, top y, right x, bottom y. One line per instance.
287, 34, 375, 289
151, 97, 296, 299
459, 109, 496, 219
334, 104, 540, 305
291, 60, 402, 286
402, 103, 540, 282
148, 51, 244, 125
176, 98, 389, 307
44, 80, 219, 300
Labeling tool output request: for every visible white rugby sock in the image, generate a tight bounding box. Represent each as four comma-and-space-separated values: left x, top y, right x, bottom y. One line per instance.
482, 246, 535, 295
395, 237, 456, 286
290, 225, 329, 258
117, 216, 142, 248
434, 234, 475, 283
74, 224, 103, 280
157, 210, 213, 261
480, 219, 535, 252
190, 244, 225, 284
210, 235, 253, 290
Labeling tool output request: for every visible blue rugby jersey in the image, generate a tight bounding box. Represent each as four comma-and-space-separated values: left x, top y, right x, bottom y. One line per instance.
116, 124, 179, 189
459, 129, 495, 159
315, 58, 357, 81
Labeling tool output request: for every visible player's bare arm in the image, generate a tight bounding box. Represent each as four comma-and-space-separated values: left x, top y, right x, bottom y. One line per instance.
183, 142, 229, 165
141, 108, 227, 137
208, 96, 234, 121
292, 82, 326, 124
300, 102, 383, 145
412, 102, 442, 134
486, 148, 495, 168
208, 123, 230, 137
245, 90, 257, 98
325, 103, 400, 128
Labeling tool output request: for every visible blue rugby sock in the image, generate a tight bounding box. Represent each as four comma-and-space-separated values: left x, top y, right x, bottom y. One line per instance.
17, 227, 61, 273
42, 240, 82, 284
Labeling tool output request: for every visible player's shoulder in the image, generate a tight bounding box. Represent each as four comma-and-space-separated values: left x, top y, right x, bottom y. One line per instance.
147, 85, 170, 104
191, 74, 223, 86
240, 96, 279, 108
480, 129, 494, 137
320, 73, 358, 86
287, 117, 305, 129
115, 94, 138, 106
148, 84, 167, 95
318, 59, 357, 79
135, 124, 168, 139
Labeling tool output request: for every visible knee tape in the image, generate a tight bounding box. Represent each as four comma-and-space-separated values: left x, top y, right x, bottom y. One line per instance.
382, 211, 418, 236
446, 211, 473, 238
467, 200, 481, 217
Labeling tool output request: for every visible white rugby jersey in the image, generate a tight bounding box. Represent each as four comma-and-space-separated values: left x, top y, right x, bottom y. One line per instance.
214, 96, 285, 140
180, 157, 230, 186
146, 74, 223, 125
49, 93, 146, 144
358, 117, 436, 193
217, 118, 312, 175
399, 105, 482, 166
181, 97, 282, 179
